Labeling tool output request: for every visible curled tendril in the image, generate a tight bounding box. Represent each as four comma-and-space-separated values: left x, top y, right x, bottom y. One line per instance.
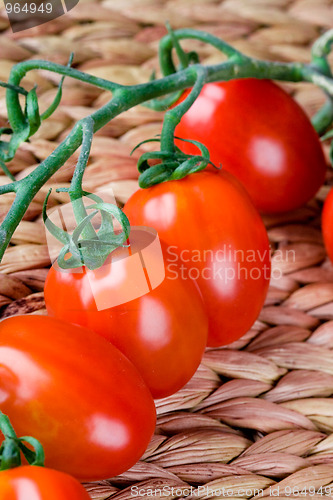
0, 53, 74, 174
0, 27, 331, 265
165, 21, 195, 72
143, 23, 201, 111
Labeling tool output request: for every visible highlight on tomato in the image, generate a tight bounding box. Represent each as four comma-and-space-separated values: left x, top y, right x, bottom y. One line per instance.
44, 231, 208, 400
124, 169, 271, 347
0, 315, 156, 481
322, 186, 333, 264
0, 411, 91, 500
174, 78, 327, 214
0, 466, 91, 500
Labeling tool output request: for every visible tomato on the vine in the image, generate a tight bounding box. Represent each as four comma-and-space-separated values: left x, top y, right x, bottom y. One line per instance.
322, 187, 333, 264
0, 315, 156, 481
0, 466, 91, 499
124, 170, 271, 347
44, 239, 208, 399
174, 78, 327, 213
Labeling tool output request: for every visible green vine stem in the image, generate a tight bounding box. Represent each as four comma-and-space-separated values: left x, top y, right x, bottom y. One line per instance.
68, 116, 96, 238
0, 28, 332, 262
160, 66, 207, 152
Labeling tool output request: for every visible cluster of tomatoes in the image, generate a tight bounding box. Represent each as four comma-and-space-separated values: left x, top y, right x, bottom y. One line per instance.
0, 78, 332, 497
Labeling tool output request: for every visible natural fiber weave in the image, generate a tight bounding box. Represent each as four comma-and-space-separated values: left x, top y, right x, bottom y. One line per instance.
0, 0, 333, 498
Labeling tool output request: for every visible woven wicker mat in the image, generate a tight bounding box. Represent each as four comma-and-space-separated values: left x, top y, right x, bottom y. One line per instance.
1, 0, 333, 499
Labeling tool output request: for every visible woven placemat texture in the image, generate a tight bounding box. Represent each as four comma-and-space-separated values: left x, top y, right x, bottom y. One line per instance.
1, 0, 333, 498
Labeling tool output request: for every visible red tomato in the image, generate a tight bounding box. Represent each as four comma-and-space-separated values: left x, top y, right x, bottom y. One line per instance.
0, 315, 155, 481
124, 170, 271, 347
44, 238, 208, 399
174, 78, 327, 213
0, 466, 91, 499
322, 187, 333, 264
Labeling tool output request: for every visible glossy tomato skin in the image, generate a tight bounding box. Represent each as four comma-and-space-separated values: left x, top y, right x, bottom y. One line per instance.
0, 315, 156, 481
44, 242, 208, 399
123, 170, 271, 347
322, 187, 333, 264
174, 78, 327, 213
0, 466, 91, 499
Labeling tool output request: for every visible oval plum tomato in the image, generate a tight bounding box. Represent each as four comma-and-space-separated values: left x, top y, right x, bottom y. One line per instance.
0, 466, 91, 499
124, 170, 271, 347
0, 315, 155, 481
44, 236, 208, 399
174, 78, 327, 214
322, 187, 333, 264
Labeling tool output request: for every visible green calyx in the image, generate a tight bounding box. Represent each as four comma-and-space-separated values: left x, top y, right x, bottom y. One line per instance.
0, 27, 331, 262
137, 62, 215, 188
43, 189, 130, 271
0, 412, 45, 470
133, 136, 220, 188
43, 116, 131, 271
137, 25, 333, 190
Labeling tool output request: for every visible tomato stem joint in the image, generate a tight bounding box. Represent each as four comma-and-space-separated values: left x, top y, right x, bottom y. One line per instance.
42, 117, 131, 271
0, 28, 332, 260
